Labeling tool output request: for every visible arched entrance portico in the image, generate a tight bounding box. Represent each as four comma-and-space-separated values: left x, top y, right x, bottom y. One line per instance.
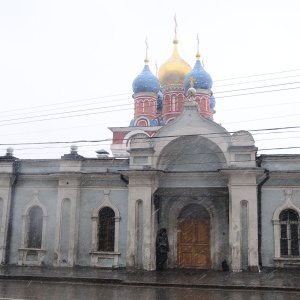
177, 204, 211, 269
156, 187, 228, 270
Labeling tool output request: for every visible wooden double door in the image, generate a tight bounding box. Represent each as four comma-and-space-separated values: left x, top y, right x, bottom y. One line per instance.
177, 219, 211, 269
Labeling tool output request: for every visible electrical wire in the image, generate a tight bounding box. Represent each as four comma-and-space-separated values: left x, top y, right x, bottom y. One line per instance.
0, 85, 300, 127
213, 74, 300, 88
3, 124, 300, 147
1, 68, 300, 117
1, 79, 299, 121
213, 81, 300, 94
213, 68, 300, 82
3, 143, 300, 168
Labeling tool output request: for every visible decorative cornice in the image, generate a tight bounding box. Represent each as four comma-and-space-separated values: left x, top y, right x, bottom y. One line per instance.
220, 168, 265, 176
228, 146, 258, 152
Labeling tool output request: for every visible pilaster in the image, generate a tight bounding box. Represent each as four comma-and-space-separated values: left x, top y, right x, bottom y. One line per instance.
124, 170, 157, 270
54, 148, 82, 267
0, 151, 17, 264
222, 168, 265, 272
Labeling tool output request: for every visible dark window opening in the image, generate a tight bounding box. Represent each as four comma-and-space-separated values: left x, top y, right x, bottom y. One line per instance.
28, 206, 43, 249
280, 209, 299, 257
98, 207, 115, 252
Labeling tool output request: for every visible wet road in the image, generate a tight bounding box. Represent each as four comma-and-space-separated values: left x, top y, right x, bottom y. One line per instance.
0, 280, 299, 300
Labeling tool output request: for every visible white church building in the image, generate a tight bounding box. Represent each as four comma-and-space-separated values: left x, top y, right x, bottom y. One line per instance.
0, 32, 300, 272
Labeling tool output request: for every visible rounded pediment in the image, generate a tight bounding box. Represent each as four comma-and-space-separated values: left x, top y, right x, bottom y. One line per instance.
130, 133, 151, 149
231, 130, 255, 146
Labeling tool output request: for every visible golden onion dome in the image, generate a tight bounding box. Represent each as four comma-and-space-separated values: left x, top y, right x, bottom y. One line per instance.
158, 36, 192, 87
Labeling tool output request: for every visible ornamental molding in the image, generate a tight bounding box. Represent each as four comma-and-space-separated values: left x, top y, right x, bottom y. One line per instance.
272, 189, 300, 221
23, 190, 48, 217
231, 130, 255, 146
91, 189, 120, 219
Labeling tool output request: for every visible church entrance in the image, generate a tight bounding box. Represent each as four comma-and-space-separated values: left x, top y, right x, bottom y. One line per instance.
177, 204, 211, 269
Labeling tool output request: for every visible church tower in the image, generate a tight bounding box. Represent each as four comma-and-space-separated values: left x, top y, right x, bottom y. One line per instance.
131, 46, 161, 126
158, 34, 191, 124
184, 41, 214, 120
109, 23, 217, 157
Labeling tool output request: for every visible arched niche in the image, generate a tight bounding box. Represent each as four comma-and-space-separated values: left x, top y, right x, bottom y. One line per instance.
90, 190, 121, 268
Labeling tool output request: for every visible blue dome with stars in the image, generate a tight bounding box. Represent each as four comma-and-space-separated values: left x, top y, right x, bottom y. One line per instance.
184, 53, 213, 90
132, 61, 160, 94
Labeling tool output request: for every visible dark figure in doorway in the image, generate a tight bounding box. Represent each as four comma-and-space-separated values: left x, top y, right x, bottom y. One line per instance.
222, 259, 229, 271
156, 228, 169, 270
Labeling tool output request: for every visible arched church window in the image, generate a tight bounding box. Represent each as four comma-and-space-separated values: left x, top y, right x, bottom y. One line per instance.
171, 96, 177, 111
28, 206, 43, 249
279, 209, 299, 257
136, 120, 148, 126
98, 207, 115, 251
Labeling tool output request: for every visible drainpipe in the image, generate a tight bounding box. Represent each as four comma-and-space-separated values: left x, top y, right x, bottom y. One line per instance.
256, 156, 270, 268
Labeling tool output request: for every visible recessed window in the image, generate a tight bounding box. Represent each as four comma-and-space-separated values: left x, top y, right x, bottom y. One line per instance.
280, 209, 299, 257
28, 206, 43, 249
98, 207, 115, 251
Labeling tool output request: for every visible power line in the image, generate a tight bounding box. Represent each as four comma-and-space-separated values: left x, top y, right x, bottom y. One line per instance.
3, 124, 300, 147
221, 100, 300, 112
214, 81, 300, 94
5, 131, 300, 153
2, 68, 300, 117
2, 80, 299, 121
0, 93, 130, 115
1, 98, 299, 138
3, 143, 300, 167
215, 86, 300, 99
0, 103, 133, 124
213, 68, 300, 82
223, 113, 300, 125
0, 97, 132, 118
1, 85, 300, 128
0, 107, 133, 127
213, 74, 300, 88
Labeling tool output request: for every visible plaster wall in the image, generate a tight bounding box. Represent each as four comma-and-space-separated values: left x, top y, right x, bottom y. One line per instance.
9, 182, 58, 265
261, 188, 300, 267
159, 174, 227, 188
18, 161, 60, 173
261, 159, 300, 171
77, 188, 128, 267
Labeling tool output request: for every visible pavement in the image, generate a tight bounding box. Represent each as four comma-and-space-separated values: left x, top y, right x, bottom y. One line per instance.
0, 265, 300, 291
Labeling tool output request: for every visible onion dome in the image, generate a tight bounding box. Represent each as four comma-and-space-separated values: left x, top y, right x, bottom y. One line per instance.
132, 57, 160, 94
210, 95, 216, 109
158, 36, 191, 87
184, 52, 213, 90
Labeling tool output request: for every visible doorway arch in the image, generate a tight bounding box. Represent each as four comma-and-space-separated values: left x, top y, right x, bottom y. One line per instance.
168, 198, 220, 269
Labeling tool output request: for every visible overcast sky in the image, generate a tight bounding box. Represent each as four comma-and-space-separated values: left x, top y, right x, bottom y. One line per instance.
1, 0, 300, 159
